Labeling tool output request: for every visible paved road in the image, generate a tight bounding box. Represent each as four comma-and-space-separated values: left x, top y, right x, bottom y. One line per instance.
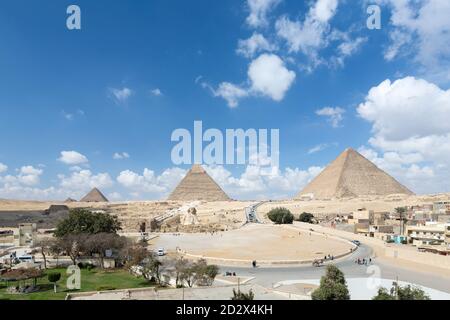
245, 202, 265, 223
219, 244, 450, 294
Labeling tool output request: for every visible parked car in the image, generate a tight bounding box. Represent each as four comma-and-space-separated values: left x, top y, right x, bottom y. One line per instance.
156, 248, 165, 256
351, 240, 361, 246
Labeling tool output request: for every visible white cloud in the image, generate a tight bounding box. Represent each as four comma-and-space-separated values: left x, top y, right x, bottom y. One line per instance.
308, 144, 328, 154
213, 82, 249, 108
62, 109, 84, 121
212, 54, 295, 107
275, 0, 339, 63
58, 151, 89, 165
0, 164, 115, 201
18, 166, 43, 186
357, 76, 450, 194
113, 152, 130, 160
0, 163, 7, 174
0, 162, 322, 201
62, 111, 74, 121
151, 88, 163, 96
237, 33, 277, 58
117, 167, 186, 198
58, 170, 114, 193
248, 54, 296, 101
108, 192, 122, 201
109, 87, 133, 104
357, 77, 450, 143
205, 165, 322, 200
0, 165, 43, 188
246, 0, 281, 28
316, 107, 345, 128
333, 36, 367, 66
381, 0, 450, 82
0, 185, 60, 201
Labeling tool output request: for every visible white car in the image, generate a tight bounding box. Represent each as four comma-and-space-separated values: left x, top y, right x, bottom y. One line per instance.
156, 248, 165, 256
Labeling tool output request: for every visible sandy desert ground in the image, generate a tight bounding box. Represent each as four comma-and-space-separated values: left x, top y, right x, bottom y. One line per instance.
1, 192, 449, 231
151, 224, 353, 261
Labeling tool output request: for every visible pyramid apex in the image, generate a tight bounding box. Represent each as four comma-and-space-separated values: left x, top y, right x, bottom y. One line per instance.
191, 164, 206, 173
80, 187, 109, 202
297, 148, 414, 199
168, 164, 230, 201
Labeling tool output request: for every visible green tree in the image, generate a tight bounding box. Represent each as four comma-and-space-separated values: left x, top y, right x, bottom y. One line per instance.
143, 254, 163, 285
311, 265, 350, 300
84, 233, 127, 269
395, 207, 408, 235
32, 238, 56, 270
54, 233, 88, 265
121, 242, 148, 270
372, 288, 395, 300
193, 259, 219, 286
54, 208, 121, 238
298, 212, 314, 224
267, 207, 294, 224
231, 289, 255, 300
48, 272, 61, 293
373, 282, 430, 300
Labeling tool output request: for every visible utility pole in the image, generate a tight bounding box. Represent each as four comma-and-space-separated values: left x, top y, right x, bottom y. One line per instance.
237, 277, 240, 295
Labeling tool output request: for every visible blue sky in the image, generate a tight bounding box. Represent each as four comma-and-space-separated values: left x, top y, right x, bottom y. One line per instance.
0, 0, 449, 201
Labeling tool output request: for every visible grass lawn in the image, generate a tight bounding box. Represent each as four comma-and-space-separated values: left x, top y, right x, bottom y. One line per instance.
0, 267, 152, 300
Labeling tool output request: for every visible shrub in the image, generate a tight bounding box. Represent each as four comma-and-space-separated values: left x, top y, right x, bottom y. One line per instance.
48, 272, 62, 293
231, 289, 254, 300
47, 272, 61, 283
96, 286, 116, 291
372, 283, 430, 300
298, 212, 314, 223
267, 207, 294, 224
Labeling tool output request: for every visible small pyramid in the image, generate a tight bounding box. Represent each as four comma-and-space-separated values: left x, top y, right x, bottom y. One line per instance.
64, 197, 77, 203
80, 188, 109, 202
168, 165, 231, 201
297, 148, 414, 200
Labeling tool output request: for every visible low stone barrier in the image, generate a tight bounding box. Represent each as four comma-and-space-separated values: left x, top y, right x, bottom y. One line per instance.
292, 222, 450, 271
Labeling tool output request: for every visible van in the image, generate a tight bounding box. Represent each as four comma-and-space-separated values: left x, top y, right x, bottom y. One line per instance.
17, 255, 35, 263
156, 248, 165, 256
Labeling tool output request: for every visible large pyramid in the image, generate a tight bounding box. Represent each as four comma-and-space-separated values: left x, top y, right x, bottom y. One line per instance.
297, 148, 414, 199
168, 165, 231, 201
80, 188, 109, 202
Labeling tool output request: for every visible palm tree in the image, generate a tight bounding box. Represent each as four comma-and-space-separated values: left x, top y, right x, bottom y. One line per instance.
395, 207, 407, 236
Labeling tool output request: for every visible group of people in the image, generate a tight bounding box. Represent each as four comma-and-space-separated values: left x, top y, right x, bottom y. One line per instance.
225, 271, 237, 277
324, 254, 335, 261
355, 257, 372, 266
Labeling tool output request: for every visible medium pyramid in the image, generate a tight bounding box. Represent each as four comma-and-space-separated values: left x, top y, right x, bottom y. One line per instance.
168, 165, 231, 201
297, 148, 414, 199
80, 188, 109, 202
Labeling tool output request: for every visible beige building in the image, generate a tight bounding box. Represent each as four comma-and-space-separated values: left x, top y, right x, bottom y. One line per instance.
446, 225, 450, 247
370, 225, 394, 234
406, 223, 448, 247
352, 209, 374, 221
13, 223, 37, 247
433, 201, 450, 215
